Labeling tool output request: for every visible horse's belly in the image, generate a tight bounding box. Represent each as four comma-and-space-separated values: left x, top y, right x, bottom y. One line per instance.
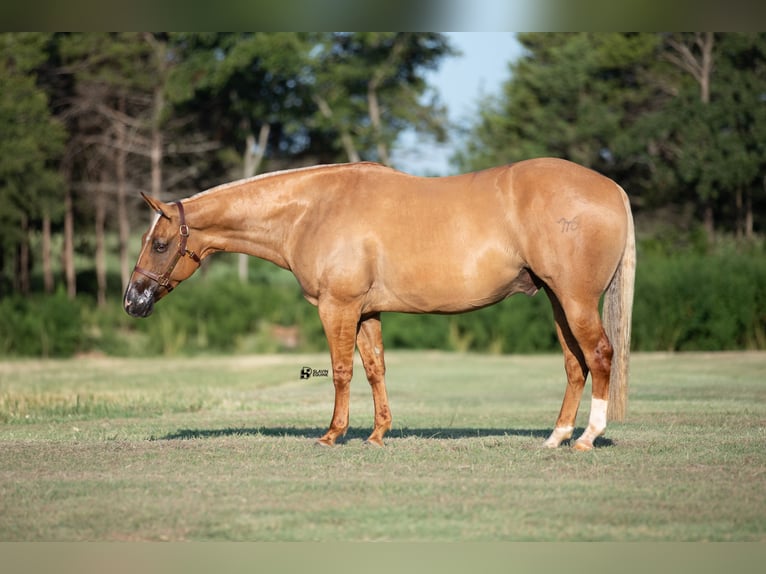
370, 253, 532, 314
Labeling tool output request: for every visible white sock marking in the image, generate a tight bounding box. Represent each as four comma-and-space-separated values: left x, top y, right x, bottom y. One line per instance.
588, 398, 608, 435
575, 398, 608, 448
543, 425, 574, 448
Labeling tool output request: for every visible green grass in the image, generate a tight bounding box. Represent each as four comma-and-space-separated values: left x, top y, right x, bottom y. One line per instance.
0, 351, 764, 541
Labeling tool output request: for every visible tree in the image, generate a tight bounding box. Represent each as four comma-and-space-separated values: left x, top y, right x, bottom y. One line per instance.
455, 34, 662, 175
57, 32, 155, 303
1, 33, 457, 297
718, 34, 766, 239
456, 33, 766, 241
310, 33, 453, 164
168, 33, 455, 279
0, 33, 65, 295
56, 33, 220, 304
166, 32, 323, 281
672, 33, 766, 240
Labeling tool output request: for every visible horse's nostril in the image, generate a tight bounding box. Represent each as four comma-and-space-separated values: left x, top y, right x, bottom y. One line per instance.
124, 283, 155, 317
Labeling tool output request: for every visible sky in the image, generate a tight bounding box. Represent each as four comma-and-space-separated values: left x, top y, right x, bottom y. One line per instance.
391, 33, 523, 176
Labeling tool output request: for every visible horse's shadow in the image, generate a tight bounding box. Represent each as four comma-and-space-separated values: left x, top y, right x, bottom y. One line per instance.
159, 426, 614, 448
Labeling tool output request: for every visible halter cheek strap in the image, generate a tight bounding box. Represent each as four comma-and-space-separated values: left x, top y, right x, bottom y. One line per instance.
133, 201, 201, 292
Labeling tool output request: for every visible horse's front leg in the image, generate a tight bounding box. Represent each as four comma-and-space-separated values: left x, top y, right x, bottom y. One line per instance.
316, 299, 361, 446
356, 313, 391, 446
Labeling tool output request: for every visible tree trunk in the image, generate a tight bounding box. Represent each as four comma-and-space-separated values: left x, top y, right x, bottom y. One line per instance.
314, 95, 361, 162
666, 33, 714, 104
666, 33, 716, 244
367, 84, 390, 166
746, 182, 758, 241
42, 210, 53, 294
63, 183, 76, 299
116, 95, 130, 293
366, 33, 407, 167
18, 214, 30, 295
150, 86, 163, 202
238, 123, 271, 283
146, 33, 167, 211
698, 32, 713, 104
95, 173, 107, 308
703, 204, 715, 245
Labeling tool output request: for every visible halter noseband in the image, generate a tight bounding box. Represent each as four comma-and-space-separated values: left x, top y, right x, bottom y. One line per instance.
133, 201, 201, 293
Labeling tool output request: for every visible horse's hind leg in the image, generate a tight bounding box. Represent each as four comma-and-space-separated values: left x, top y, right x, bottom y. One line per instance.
543, 288, 588, 448
572, 318, 613, 451
544, 289, 613, 451
356, 313, 392, 446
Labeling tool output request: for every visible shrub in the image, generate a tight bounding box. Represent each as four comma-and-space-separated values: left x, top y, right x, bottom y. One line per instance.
2, 246, 765, 358
0, 288, 84, 357
632, 250, 766, 351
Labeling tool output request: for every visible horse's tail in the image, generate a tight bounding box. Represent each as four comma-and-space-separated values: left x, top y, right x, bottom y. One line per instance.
603, 185, 636, 422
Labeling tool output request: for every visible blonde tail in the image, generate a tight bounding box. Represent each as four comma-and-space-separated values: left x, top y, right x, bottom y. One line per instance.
603, 186, 636, 421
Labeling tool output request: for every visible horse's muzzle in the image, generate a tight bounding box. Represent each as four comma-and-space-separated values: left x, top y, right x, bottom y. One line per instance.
123, 281, 156, 318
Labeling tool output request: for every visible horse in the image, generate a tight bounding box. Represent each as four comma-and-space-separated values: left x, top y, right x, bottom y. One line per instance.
124, 158, 635, 451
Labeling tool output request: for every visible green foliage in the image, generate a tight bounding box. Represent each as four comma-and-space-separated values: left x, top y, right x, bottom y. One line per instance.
2, 32, 458, 301
456, 33, 766, 238
0, 288, 82, 357
2, 33, 765, 358
132, 275, 325, 356
454, 33, 662, 173
632, 247, 766, 351
0, 33, 65, 266
3, 248, 766, 358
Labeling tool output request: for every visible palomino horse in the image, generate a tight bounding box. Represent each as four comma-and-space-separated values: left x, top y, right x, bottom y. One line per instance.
124, 158, 635, 451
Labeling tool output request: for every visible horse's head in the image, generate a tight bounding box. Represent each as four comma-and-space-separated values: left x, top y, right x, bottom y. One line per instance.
123, 193, 202, 318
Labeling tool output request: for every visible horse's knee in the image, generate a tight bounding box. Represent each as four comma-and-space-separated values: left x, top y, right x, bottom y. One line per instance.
363, 363, 385, 385
332, 362, 353, 387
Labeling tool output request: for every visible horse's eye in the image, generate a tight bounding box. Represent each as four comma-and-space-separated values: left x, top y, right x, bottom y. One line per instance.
153, 240, 168, 253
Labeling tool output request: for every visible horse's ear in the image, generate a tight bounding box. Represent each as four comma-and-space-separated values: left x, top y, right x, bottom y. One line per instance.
141, 192, 171, 219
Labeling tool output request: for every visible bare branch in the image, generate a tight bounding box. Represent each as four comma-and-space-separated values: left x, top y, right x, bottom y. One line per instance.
313, 94, 361, 163
664, 33, 714, 104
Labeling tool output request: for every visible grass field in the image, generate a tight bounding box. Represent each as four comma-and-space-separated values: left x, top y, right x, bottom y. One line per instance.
0, 351, 764, 541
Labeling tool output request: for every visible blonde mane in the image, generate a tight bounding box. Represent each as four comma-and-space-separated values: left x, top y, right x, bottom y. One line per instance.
189, 164, 348, 200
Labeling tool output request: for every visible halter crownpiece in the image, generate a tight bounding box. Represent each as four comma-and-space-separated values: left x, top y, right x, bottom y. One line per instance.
133, 201, 201, 292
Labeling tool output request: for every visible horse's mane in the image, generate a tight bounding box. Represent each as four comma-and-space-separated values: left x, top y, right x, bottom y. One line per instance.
190, 162, 390, 199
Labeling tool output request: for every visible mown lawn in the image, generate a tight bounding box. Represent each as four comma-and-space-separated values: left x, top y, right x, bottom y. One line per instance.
0, 351, 764, 541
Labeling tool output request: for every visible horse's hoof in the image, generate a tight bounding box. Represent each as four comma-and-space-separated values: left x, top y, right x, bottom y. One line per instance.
542, 436, 572, 449
315, 437, 335, 447
543, 426, 573, 449
573, 439, 593, 452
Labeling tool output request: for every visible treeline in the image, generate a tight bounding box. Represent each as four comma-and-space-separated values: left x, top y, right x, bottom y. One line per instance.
0, 32, 453, 300
2, 33, 765, 302
1, 247, 765, 358
1, 33, 765, 357
457, 33, 766, 242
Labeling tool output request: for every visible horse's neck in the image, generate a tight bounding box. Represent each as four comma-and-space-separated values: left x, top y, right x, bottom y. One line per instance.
188, 177, 307, 269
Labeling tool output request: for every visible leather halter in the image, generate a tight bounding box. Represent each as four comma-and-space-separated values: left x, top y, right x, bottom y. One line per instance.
133, 201, 201, 293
